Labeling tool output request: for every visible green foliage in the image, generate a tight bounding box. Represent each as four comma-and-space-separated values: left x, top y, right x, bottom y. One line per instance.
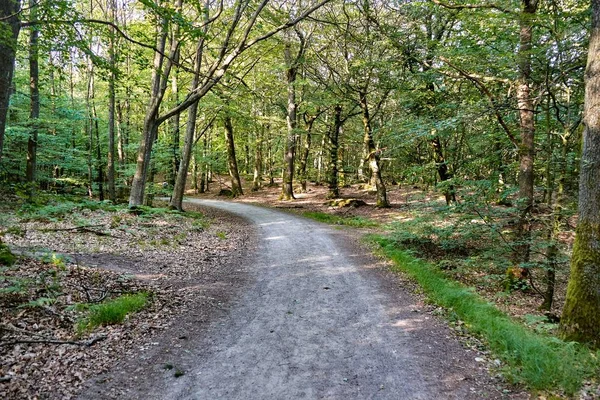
77, 293, 148, 333
18, 196, 121, 222
371, 236, 599, 394
0, 241, 16, 266
302, 211, 379, 228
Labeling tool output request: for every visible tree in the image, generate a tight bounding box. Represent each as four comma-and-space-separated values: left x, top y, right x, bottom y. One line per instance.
281, 27, 307, 201
0, 0, 21, 161
129, 0, 332, 208
25, 0, 40, 188
560, 0, 600, 348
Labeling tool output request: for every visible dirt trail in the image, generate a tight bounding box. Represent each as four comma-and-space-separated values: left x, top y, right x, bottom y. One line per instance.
80, 199, 510, 399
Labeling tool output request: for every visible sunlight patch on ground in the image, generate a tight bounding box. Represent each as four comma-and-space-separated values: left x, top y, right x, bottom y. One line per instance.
297, 255, 332, 263
259, 220, 288, 227
265, 236, 286, 241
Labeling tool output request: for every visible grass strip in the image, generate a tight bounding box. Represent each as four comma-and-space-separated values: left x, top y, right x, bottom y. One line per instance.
302, 211, 379, 228
78, 292, 148, 332
372, 236, 599, 395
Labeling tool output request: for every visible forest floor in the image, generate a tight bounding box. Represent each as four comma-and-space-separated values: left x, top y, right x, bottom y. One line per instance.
0, 178, 596, 399
0, 195, 255, 399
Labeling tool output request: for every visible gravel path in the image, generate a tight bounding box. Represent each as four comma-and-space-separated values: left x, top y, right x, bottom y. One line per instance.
80, 198, 510, 399
161, 199, 503, 399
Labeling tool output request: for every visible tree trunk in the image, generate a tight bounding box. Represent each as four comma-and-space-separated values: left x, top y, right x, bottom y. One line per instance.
326, 105, 342, 199
298, 113, 316, 193
560, 0, 600, 348
431, 136, 456, 205
170, 0, 209, 210
93, 103, 104, 201
223, 115, 243, 197
267, 127, 274, 185
252, 125, 263, 191
26, 0, 40, 190
359, 90, 388, 208
281, 46, 298, 201
200, 133, 208, 193
129, 6, 177, 207
0, 0, 20, 161
169, 71, 180, 187
513, 0, 539, 277
106, 0, 117, 202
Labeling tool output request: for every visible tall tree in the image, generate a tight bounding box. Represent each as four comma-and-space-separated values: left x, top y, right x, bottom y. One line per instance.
281, 27, 307, 200
129, 0, 331, 207
106, 0, 117, 202
0, 0, 21, 161
560, 0, 600, 348
25, 0, 40, 187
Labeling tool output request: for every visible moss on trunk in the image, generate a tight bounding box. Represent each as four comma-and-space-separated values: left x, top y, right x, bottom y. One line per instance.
560, 222, 600, 348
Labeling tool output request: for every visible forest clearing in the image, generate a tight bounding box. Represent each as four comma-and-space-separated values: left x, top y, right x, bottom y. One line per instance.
1, 0, 600, 398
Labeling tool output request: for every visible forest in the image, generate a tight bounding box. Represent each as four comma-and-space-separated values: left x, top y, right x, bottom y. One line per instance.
1, 0, 600, 397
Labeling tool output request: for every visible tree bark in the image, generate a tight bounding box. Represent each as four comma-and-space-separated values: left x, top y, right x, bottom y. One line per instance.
25, 0, 40, 189
129, 3, 179, 207
298, 113, 316, 193
513, 0, 539, 277
431, 136, 456, 205
359, 90, 388, 207
106, 0, 117, 202
223, 115, 243, 197
326, 105, 342, 199
281, 38, 302, 200
560, 0, 600, 348
93, 103, 104, 201
0, 0, 20, 161
170, 0, 209, 211
252, 124, 263, 191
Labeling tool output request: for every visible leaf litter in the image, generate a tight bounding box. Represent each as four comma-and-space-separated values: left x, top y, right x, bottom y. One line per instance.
1, 201, 254, 399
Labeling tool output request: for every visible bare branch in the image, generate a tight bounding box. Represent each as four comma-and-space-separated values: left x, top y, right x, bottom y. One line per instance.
430, 0, 513, 14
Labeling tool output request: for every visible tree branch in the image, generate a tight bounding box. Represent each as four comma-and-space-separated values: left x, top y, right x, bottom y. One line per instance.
440, 56, 518, 147
430, 0, 513, 14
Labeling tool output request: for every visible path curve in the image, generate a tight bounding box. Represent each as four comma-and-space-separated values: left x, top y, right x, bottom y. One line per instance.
155, 199, 501, 399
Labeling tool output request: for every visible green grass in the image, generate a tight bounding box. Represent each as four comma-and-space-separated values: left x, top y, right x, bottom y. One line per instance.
371, 236, 599, 395
77, 292, 148, 332
302, 211, 379, 228
18, 197, 121, 222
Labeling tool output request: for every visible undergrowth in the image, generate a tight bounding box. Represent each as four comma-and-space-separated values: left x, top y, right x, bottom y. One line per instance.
77, 292, 148, 333
11, 195, 208, 226
302, 211, 379, 228
371, 236, 599, 395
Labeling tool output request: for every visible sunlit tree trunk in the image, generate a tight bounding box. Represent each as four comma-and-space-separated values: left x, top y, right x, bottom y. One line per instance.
359, 90, 388, 207
560, 0, 600, 348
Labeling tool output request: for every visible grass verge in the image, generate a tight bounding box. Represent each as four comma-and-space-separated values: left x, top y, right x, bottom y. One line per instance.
77, 292, 148, 333
371, 235, 599, 395
302, 211, 379, 228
